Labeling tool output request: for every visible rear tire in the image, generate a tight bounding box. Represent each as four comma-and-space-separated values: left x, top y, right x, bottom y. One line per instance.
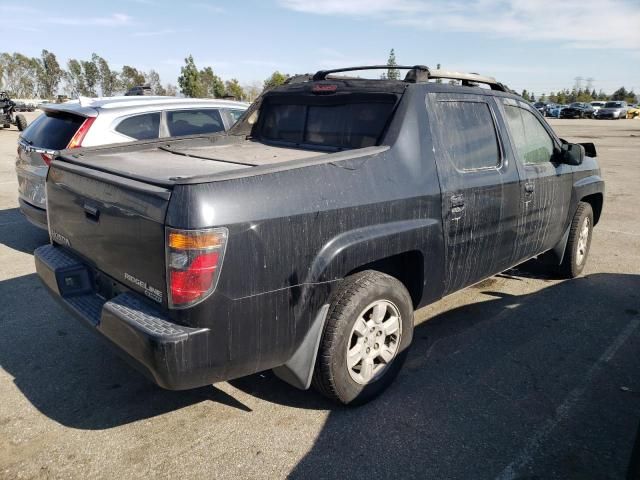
2, 123, 9, 129
15, 114, 27, 131
557, 202, 594, 278
312, 270, 414, 405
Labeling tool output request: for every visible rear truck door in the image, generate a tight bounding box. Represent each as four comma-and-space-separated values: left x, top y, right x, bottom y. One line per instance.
426, 92, 522, 294
496, 98, 573, 260
46, 160, 171, 306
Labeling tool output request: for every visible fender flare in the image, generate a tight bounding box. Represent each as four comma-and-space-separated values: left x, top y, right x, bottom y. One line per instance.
274, 218, 441, 390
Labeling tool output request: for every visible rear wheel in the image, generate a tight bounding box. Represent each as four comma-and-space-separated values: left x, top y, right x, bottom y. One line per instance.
15, 114, 27, 131
557, 202, 594, 278
312, 270, 414, 405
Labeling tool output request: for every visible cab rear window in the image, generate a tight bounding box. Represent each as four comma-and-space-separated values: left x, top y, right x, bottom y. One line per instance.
259, 97, 396, 149
20, 111, 86, 150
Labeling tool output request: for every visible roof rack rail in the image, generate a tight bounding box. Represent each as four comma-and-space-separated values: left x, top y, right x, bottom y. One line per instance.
311, 65, 509, 92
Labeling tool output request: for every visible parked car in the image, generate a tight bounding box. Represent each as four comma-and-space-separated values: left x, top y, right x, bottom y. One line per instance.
560, 102, 595, 118
590, 101, 606, 114
34, 65, 604, 406
627, 104, 640, 119
15, 96, 248, 229
125, 84, 153, 96
532, 101, 547, 115
542, 103, 558, 116
594, 101, 628, 119
546, 104, 567, 118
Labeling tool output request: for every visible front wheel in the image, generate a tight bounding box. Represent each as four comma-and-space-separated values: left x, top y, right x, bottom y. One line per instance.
312, 270, 414, 405
15, 114, 27, 131
557, 202, 594, 278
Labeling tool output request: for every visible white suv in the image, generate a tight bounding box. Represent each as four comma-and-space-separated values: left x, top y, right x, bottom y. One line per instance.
15, 96, 248, 229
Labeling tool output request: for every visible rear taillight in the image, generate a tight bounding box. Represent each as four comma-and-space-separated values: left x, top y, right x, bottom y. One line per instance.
66, 116, 96, 149
40, 152, 53, 166
166, 227, 228, 308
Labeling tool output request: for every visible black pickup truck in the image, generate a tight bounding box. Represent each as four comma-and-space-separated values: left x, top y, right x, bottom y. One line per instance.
35, 65, 604, 405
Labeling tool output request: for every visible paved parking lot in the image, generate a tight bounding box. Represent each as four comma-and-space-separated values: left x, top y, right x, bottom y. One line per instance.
0, 113, 639, 479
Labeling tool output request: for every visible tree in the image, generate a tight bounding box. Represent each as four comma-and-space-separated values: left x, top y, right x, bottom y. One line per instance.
36, 50, 62, 99
263, 71, 288, 90
521, 89, 530, 101
0, 53, 39, 97
435, 63, 442, 84
243, 81, 262, 102
66, 59, 86, 97
120, 65, 146, 91
224, 78, 244, 100
92, 53, 118, 96
178, 55, 203, 97
200, 66, 225, 98
165, 83, 177, 96
610, 87, 628, 101
145, 69, 166, 95
81, 59, 99, 96
386, 48, 400, 80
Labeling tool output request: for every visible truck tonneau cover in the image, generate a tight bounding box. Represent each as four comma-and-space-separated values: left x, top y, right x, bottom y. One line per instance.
58, 140, 333, 186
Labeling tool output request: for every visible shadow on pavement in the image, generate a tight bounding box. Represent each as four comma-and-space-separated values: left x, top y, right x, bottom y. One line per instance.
0, 207, 49, 255
0, 273, 251, 431
247, 273, 638, 479
1, 263, 639, 478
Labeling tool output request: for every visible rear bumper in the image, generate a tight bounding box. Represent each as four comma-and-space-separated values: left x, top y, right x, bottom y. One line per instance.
34, 244, 214, 390
19, 198, 48, 230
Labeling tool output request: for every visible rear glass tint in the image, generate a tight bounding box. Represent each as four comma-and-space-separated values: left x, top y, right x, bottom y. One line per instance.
259, 99, 396, 149
167, 109, 225, 136
115, 113, 160, 140
21, 111, 85, 150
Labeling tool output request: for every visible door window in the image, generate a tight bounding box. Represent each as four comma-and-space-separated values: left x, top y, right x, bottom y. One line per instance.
115, 113, 160, 140
166, 109, 225, 136
434, 101, 500, 170
503, 105, 554, 164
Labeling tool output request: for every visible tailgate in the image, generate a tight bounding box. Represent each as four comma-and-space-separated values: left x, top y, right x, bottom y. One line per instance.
46, 160, 171, 306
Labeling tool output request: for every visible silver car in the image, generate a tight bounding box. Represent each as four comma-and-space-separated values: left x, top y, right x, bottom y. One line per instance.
15, 96, 248, 229
594, 101, 628, 119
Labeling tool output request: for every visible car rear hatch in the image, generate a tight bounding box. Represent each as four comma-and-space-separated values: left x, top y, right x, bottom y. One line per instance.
46, 159, 172, 306
17, 108, 94, 209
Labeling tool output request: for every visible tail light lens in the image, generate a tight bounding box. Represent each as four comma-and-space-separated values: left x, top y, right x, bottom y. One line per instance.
66, 116, 96, 149
40, 152, 53, 166
166, 227, 228, 308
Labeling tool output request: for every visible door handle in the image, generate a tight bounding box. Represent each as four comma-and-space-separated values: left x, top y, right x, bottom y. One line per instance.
450, 194, 465, 211
84, 203, 100, 222
524, 182, 535, 194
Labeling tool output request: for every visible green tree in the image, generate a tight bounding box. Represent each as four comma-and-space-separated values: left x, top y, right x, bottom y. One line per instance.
120, 65, 146, 91
92, 53, 118, 96
36, 50, 62, 99
66, 59, 86, 96
200, 66, 225, 97
521, 89, 530, 101
263, 71, 288, 90
224, 78, 244, 100
178, 55, 203, 97
0, 53, 39, 97
386, 48, 399, 80
610, 87, 628, 101
145, 69, 166, 95
81, 59, 99, 96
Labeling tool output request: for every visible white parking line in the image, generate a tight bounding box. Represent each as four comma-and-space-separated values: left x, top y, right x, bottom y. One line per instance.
495, 317, 640, 480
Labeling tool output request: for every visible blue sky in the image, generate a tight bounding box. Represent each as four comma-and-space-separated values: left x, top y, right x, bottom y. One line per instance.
3, 0, 639, 95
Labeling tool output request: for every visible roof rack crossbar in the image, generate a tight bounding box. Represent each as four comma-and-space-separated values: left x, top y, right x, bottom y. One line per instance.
311, 65, 508, 92
313, 65, 429, 81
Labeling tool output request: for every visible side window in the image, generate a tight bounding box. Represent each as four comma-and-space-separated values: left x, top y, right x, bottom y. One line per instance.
115, 113, 160, 140
166, 109, 225, 136
227, 109, 245, 124
435, 101, 500, 170
503, 105, 554, 165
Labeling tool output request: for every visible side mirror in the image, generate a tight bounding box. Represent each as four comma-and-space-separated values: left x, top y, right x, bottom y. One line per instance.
559, 142, 584, 166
